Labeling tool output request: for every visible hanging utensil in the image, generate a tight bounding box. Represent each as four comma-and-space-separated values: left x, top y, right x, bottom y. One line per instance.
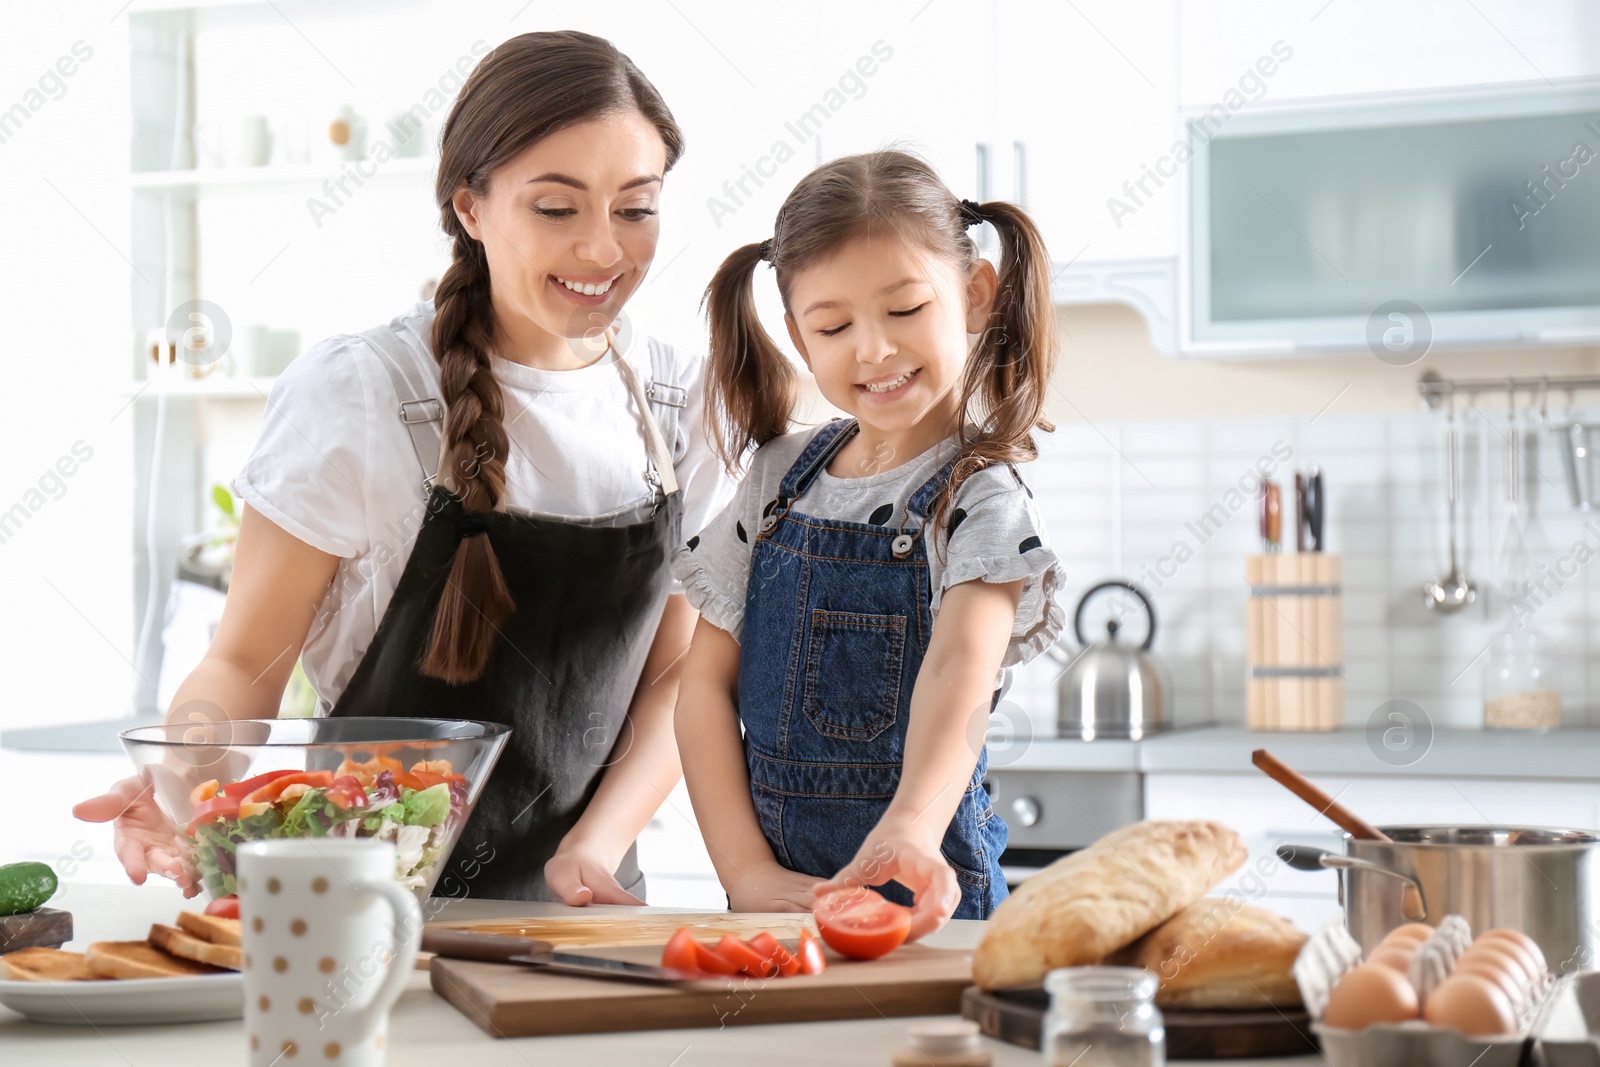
1499, 386, 1533, 603
1423, 397, 1476, 613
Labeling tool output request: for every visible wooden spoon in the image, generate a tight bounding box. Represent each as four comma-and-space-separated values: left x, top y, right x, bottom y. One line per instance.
1252, 749, 1389, 841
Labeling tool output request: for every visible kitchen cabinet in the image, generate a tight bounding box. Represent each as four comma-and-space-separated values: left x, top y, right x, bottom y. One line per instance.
996, 0, 1180, 264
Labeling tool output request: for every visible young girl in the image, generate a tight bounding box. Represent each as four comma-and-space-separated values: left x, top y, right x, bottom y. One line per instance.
673, 150, 1065, 936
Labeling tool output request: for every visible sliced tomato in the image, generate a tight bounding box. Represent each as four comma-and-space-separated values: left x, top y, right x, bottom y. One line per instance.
243, 770, 335, 805
661, 928, 700, 972
692, 940, 742, 976
324, 775, 369, 810
747, 932, 800, 978
189, 779, 220, 806
813, 886, 911, 961
713, 934, 776, 978
204, 895, 240, 919
185, 793, 242, 835
219, 769, 300, 799
796, 928, 826, 975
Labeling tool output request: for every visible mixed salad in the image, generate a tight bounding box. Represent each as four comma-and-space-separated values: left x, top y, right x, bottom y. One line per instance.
184, 756, 470, 897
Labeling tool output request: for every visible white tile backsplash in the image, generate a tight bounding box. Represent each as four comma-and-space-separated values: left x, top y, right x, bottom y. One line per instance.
1017, 409, 1599, 731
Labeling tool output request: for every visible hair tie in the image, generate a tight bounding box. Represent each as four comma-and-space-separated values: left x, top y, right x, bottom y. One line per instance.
457, 509, 492, 539
958, 199, 985, 227
757, 238, 774, 264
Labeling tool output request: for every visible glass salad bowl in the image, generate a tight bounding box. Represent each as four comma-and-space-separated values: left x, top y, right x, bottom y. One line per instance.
120, 717, 509, 901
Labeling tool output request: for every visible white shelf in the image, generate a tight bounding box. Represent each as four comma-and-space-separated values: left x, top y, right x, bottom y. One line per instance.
131, 156, 435, 192
119, 375, 279, 399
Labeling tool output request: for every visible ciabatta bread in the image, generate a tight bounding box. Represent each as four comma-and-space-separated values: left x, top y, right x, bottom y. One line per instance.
1109, 899, 1307, 1009
973, 820, 1247, 990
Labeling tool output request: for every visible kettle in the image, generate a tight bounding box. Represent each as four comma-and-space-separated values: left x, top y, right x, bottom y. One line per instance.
1046, 579, 1170, 740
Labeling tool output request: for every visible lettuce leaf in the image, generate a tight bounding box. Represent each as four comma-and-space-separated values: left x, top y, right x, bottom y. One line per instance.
400, 784, 451, 828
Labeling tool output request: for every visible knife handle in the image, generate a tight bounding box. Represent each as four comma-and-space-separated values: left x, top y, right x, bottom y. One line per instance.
421, 927, 555, 962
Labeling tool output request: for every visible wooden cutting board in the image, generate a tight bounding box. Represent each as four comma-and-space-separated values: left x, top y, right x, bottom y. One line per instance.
0, 908, 73, 954
431, 940, 974, 1038
427, 912, 815, 948
961, 986, 1321, 1060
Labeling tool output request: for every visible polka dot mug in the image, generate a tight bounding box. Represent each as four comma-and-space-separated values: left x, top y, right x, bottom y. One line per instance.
238, 838, 423, 1066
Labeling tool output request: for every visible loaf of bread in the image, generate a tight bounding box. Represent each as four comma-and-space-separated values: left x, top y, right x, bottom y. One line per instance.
973, 820, 1246, 990
1109, 899, 1307, 1009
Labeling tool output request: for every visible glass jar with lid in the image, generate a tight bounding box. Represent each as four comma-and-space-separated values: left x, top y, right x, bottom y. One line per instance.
1041, 966, 1165, 1067
1483, 629, 1559, 730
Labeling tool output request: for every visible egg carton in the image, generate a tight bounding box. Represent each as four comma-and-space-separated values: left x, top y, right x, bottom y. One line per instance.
1296, 919, 1555, 1067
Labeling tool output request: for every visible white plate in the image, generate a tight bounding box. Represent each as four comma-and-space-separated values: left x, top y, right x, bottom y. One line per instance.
0, 973, 243, 1026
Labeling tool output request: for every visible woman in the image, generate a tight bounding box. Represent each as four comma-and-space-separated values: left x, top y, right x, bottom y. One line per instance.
74, 31, 734, 903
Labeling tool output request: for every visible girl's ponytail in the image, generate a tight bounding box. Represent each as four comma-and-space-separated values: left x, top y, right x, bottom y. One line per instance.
702, 240, 796, 470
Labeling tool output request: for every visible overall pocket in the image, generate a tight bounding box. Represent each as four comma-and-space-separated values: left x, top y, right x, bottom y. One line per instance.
800, 609, 907, 742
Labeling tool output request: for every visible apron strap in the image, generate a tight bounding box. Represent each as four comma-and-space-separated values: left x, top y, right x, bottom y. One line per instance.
611, 333, 679, 497
359, 325, 444, 496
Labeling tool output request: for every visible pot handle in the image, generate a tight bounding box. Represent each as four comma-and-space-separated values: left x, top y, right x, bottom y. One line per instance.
1276, 844, 1428, 921
1073, 579, 1157, 651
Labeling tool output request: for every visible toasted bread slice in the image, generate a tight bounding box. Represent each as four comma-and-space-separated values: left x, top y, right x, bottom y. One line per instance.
175, 911, 241, 948
149, 923, 241, 971
85, 940, 226, 979
1, 947, 106, 982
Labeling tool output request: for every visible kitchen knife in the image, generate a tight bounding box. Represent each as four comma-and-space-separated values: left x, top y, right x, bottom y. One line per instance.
1294, 472, 1305, 553
1265, 482, 1282, 551
1308, 465, 1324, 552
421, 926, 706, 984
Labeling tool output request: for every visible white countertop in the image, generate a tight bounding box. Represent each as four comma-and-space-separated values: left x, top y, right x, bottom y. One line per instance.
1, 883, 1321, 1066
1000, 724, 1600, 780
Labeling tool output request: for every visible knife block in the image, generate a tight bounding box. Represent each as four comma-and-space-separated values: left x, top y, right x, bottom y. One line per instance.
1246, 553, 1343, 731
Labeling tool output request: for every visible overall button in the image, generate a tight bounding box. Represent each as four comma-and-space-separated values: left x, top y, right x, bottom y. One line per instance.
891, 533, 915, 556
760, 515, 778, 534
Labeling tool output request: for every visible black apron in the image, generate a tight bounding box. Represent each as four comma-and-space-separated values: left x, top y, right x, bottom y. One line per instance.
327, 321, 685, 902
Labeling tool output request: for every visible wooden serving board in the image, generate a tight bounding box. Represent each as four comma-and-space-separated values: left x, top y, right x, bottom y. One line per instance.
430, 941, 973, 1038
428, 912, 815, 948
961, 986, 1321, 1061
0, 908, 73, 954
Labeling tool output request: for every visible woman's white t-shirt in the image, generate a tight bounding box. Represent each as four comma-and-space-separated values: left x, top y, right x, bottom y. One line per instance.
232, 300, 738, 712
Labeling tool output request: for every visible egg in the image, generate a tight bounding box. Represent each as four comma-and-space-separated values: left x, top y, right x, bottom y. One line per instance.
1366, 946, 1417, 974
1423, 973, 1517, 1036
1450, 956, 1526, 1009
1476, 930, 1546, 974
1323, 964, 1421, 1030
1459, 941, 1536, 985
1380, 923, 1435, 946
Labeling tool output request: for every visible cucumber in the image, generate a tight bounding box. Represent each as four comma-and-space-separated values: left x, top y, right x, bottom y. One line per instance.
0, 861, 58, 916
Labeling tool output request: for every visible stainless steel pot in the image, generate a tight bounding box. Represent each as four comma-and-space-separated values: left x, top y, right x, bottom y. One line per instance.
1286, 825, 1600, 973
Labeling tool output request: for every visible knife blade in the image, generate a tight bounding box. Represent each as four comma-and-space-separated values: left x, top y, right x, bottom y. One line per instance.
1294, 472, 1305, 553
421, 926, 706, 984
1308, 465, 1324, 552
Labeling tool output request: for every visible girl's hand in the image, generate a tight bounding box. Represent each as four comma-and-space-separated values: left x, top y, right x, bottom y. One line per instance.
72, 775, 202, 898
545, 834, 646, 906
818, 823, 961, 942
726, 861, 828, 913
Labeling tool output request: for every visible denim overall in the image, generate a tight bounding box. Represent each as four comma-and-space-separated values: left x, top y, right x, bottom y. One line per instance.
739, 418, 1010, 918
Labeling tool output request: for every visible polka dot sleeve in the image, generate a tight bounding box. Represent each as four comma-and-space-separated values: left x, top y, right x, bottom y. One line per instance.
931, 464, 1067, 668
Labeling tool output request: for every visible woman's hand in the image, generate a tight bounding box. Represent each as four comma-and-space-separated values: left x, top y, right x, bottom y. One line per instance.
726, 860, 828, 913
545, 833, 645, 906
72, 774, 202, 898
817, 820, 960, 942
